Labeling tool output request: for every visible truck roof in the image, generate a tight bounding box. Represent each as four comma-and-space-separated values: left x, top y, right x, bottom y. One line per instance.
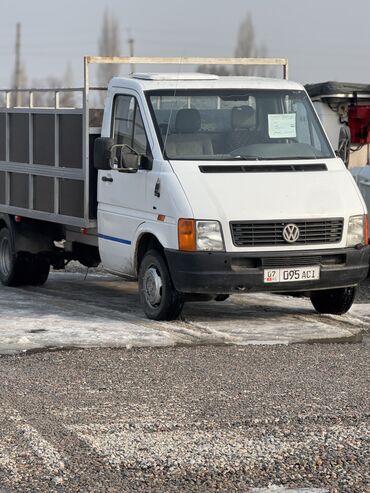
108, 74, 303, 92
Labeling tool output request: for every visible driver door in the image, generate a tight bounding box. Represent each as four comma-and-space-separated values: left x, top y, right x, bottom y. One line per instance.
98, 93, 151, 276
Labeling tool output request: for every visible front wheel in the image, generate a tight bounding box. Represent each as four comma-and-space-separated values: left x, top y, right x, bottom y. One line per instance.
310, 287, 356, 315
138, 249, 184, 320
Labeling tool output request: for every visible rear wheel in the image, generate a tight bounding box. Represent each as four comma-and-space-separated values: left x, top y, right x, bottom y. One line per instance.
310, 287, 356, 315
27, 254, 50, 286
0, 228, 28, 286
138, 249, 184, 320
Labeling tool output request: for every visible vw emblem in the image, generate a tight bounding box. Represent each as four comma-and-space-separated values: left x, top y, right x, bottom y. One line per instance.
283, 223, 300, 243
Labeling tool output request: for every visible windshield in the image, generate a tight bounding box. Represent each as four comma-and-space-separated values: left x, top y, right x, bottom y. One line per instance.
147, 89, 334, 161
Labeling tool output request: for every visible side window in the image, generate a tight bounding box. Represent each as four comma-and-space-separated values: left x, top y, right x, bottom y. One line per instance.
133, 107, 147, 154
113, 95, 133, 146
112, 95, 150, 156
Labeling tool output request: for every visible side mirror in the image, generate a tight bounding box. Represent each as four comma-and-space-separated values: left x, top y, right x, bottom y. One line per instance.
94, 137, 113, 170
110, 144, 141, 173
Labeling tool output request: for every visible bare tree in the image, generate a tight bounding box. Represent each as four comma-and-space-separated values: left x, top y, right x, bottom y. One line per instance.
31, 63, 76, 107
97, 9, 121, 102
198, 12, 274, 77
197, 63, 230, 77
234, 13, 257, 76
31, 77, 59, 107
60, 62, 75, 107
233, 13, 272, 77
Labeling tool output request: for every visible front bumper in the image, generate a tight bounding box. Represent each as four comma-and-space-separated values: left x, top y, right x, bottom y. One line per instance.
165, 247, 370, 294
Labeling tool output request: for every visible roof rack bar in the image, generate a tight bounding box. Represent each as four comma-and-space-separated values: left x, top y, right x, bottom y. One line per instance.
85, 56, 289, 80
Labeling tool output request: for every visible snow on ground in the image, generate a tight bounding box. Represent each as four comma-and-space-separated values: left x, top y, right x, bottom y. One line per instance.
0, 271, 368, 354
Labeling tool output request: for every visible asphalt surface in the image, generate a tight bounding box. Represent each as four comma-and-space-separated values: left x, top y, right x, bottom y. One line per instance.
0, 343, 369, 493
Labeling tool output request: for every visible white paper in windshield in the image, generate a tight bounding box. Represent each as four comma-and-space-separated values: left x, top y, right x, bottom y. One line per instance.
268, 113, 296, 139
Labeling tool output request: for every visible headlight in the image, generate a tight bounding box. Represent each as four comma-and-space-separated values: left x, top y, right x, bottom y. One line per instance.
347, 215, 366, 247
196, 220, 224, 251
178, 219, 225, 251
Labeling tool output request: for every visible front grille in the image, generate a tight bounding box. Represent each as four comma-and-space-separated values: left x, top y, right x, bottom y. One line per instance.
231, 254, 346, 271
230, 219, 344, 247
261, 256, 322, 267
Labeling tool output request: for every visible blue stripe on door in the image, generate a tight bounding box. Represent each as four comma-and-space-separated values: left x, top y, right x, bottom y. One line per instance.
98, 233, 132, 245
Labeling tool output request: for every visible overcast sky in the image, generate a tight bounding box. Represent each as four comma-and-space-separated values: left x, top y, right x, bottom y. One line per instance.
1, 0, 369, 88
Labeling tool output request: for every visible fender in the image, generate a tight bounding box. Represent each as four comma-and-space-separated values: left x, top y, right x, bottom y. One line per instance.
0, 214, 55, 254
133, 220, 178, 274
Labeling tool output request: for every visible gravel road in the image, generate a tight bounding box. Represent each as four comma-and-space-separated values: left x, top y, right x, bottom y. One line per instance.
0, 343, 369, 493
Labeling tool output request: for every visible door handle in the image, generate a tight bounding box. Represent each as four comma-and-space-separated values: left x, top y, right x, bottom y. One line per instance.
359, 180, 370, 186
102, 176, 113, 183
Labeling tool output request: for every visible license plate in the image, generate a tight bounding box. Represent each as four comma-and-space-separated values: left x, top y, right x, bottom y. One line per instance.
264, 266, 320, 283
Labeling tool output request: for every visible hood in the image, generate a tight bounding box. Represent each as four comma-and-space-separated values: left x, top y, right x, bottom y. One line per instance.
170, 159, 365, 223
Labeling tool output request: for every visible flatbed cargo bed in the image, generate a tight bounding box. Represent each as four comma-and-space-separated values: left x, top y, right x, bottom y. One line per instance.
0, 86, 105, 228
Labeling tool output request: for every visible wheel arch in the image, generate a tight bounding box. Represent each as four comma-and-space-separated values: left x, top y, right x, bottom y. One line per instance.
135, 232, 164, 275
0, 213, 12, 232
0, 215, 16, 250
133, 221, 177, 275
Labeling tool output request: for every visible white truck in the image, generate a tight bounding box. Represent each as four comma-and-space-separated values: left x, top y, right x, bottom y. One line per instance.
0, 57, 368, 320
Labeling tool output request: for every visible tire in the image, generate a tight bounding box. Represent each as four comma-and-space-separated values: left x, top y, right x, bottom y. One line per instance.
138, 249, 184, 320
0, 228, 28, 286
214, 294, 229, 302
310, 287, 356, 315
27, 254, 50, 286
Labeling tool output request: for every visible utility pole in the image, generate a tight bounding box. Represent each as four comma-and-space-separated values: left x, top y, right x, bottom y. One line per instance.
14, 22, 22, 106
128, 30, 135, 73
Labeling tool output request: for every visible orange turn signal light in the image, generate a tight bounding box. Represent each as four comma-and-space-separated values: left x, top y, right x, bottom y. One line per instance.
178, 218, 196, 251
